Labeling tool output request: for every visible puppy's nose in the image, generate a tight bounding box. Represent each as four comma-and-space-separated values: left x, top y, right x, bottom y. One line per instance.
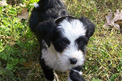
69, 58, 77, 64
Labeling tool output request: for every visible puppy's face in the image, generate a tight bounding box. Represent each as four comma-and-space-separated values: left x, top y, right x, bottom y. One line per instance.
52, 17, 87, 69
36, 16, 95, 71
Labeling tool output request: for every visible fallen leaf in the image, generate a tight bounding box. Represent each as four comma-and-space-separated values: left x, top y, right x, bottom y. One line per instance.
22, 61, 34, 68
104, 12, 113, 28
113, 10, 122, 21
18, 8, 29, 20
104, 9, 122, 30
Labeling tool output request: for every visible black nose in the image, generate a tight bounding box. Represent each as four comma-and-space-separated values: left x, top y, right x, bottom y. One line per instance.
69, 58, 77, 64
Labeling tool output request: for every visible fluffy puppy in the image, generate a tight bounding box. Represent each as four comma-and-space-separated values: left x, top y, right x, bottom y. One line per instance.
29, 0, 95, 81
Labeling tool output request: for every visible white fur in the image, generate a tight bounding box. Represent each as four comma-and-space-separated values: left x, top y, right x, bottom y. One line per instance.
34, 3, 39, 8
67, 73, 72, 81
42, 19, 86, 72
72, 70, 83, 75
58, 18, 86, 39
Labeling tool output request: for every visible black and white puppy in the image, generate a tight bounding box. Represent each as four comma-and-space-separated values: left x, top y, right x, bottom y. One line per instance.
29, 0, 95, 81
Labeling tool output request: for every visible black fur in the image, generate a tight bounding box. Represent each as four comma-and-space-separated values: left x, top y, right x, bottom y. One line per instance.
70, 70, 85, 81
29, 0, 68, 33
39, 54, 54, 80
36, 19, 57, 47
69, 66, 85, 81
29, 0, 95, 81
52, 37, 70, 53
79, 16, 95, 39
75, 36, 88, 53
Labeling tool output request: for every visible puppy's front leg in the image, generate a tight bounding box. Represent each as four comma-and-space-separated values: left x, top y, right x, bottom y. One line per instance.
67, 66, 85, 81
39, 54, 54, 81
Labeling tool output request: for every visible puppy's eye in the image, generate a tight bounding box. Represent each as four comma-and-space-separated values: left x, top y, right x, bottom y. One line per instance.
79, 41, 83, 46
59, 41, 66, 46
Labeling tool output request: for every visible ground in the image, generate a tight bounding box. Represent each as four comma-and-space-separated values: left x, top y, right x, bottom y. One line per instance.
0, 0, 122, 81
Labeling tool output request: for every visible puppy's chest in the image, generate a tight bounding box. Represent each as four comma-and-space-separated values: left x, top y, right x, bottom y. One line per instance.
41, 48, 62, 71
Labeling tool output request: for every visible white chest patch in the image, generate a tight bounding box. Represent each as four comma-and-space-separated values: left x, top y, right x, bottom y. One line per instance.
42, 43, 85, 72
42, 44, 71, 71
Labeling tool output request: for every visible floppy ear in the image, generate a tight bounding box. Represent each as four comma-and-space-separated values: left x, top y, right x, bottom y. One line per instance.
79, 16, 95, 39
36, 19, 57, 47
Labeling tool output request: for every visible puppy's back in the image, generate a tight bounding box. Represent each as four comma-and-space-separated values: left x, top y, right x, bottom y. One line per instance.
29, 0, 68, 33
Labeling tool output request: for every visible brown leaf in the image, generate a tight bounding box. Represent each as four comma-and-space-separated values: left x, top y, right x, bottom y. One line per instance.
113, 9, 122, 22
22, 61, 34, 68
18, 8, 29, 20
104, 10, 122, 30
113, 23, 120, 30
104, 12, 113, 28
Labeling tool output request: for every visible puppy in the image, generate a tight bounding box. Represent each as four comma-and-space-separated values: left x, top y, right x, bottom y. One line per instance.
29, 0, 95, 81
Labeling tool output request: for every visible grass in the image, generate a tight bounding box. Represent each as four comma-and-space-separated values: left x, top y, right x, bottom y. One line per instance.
0, 0, 122, 81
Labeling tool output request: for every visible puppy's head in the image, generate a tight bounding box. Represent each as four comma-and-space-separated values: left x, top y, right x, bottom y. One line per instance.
36, 16, 95, 71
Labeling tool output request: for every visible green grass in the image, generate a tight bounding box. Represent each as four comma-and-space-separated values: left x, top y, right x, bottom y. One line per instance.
0, 0, 122, 81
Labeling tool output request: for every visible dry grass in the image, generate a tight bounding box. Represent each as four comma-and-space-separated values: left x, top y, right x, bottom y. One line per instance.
0, 0, 122, 81
65, 0, 122, 81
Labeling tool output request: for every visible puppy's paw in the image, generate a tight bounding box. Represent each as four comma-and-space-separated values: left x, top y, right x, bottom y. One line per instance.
69, 70, 85, 81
